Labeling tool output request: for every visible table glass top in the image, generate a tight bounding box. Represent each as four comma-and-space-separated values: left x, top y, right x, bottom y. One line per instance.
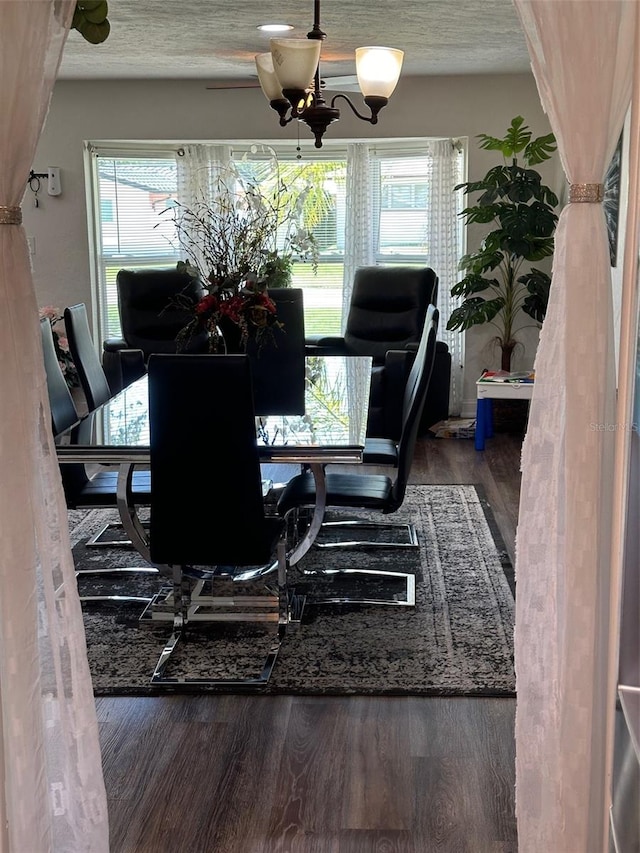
56, 355, 372, 463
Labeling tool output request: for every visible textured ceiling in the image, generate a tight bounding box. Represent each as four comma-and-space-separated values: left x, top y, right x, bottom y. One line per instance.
58, 0, 532, 82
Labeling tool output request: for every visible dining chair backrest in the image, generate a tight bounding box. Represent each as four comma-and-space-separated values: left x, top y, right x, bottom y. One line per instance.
343, 266, 438, 364
40, 317, 79, 436
116, 268, 208, 358
247, 287, 306, 415
391, 305, 439, 507
40, 317, 99, 502
148, 354, 275, 567
64, 303, 112, 411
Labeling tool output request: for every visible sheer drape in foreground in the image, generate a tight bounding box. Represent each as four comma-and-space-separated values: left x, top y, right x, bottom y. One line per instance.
0, 2, 108, 851
511, 1, 635, 849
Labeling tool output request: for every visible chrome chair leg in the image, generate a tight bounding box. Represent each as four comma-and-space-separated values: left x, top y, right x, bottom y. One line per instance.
85, 521, 126, 548
144, 544, 295, 687
150, 625, 282, 687
85, 520, 149, 549
299, 516, 418, 607
76, 565, 158, 604
76, 566, 158, 576
86, 464, 151, 549
75, 476, 157, 604
303, 567, 416, 607
316, 519, 419, 549
80, 594, 153, 605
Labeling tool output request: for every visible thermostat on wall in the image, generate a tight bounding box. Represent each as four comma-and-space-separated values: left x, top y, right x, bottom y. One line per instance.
47, 167, 61, 196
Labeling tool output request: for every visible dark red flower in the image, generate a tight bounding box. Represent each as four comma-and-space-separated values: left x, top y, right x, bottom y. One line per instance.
253, 292, 277, 314
195, 294, 219, 315
219, 295, 245, 323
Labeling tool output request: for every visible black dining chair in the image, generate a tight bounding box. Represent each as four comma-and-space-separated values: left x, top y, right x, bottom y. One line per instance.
275, 307, 439, 606
246, 287, 306, 489
248, 288, 306, 416
362, 304, 442, 468
41, 317, 155, 598
62, 303, 148, 548
64, 302, 144, 412
41, 317, 80, 437
144, 353, 296, 687
102, 267, 209, 393
306, 266, 450, 434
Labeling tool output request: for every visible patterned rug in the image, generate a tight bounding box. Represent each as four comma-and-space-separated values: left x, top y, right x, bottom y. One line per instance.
69, 485, 516, 696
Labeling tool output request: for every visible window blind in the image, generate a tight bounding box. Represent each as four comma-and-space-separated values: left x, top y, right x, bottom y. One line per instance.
91, 153, 181, 339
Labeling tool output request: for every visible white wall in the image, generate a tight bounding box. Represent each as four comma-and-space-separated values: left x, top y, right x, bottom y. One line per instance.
25, 73, 558, 410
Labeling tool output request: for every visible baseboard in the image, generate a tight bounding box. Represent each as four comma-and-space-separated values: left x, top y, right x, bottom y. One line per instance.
460, 399, 477, 419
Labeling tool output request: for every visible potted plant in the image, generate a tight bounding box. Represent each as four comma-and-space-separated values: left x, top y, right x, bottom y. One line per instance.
446, 116, 559, 371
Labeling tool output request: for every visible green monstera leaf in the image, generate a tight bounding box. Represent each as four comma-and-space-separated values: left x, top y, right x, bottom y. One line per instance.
477, 115, 532, 159
519, 268, 552, 323
447, 297, 506, 332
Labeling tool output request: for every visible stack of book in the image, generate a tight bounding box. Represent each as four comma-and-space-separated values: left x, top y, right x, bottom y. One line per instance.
478, 370, 534, 383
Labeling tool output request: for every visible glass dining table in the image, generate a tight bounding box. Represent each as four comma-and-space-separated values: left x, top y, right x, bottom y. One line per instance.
55, 354, 373, 570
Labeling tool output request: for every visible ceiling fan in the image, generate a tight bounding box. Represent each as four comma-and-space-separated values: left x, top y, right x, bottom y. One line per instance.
205, 75, 360, 91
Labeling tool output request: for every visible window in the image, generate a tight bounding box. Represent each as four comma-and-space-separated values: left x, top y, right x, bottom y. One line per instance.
381, 182, 428, 209
89, 152, 180, 339
233, 149, 457, 335
87, 141, 465, 410
235, 154, 347, 337
372, 155, 433, 260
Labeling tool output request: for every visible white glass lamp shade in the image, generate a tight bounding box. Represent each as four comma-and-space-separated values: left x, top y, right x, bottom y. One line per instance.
255, 53, 285, 101
355, 46, 404, 98
270, 38, 321, 90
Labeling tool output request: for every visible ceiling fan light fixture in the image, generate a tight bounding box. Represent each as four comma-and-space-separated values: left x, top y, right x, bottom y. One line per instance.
255, 52, 285, 101
269, 38, 322, 91
257, 1, 404, 147
355, 46, 404, 98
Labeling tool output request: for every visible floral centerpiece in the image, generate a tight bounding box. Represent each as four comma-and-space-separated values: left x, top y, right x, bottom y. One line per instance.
163, 156, 320, 353
39, 306, 79, 388
174, 260, 282, 353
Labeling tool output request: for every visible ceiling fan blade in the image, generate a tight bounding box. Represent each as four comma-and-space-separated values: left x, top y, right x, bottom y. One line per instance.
321, 75, 360, 92
205, 75, 360, 93
205, 79, 261, 90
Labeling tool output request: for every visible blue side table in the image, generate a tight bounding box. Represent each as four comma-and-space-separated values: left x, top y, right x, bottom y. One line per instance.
475, 376, 534, 450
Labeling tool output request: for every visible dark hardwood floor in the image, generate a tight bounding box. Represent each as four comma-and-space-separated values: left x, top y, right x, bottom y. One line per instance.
96, 432, 523, 853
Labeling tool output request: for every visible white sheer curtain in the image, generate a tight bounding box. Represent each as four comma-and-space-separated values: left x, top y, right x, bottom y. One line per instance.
176, 142, 231, 207
342, 143, 374, 328
0, 2, 109, 852
342, 140, 462, 408
425, 138, 464, 414
176, 143, 231, 273
511, 1, 635, 850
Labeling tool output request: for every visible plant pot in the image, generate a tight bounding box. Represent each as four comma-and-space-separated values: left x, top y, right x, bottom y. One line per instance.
216, 316, 244, 354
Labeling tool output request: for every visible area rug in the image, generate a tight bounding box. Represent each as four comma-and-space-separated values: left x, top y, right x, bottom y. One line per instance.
69, 484, 515, 697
